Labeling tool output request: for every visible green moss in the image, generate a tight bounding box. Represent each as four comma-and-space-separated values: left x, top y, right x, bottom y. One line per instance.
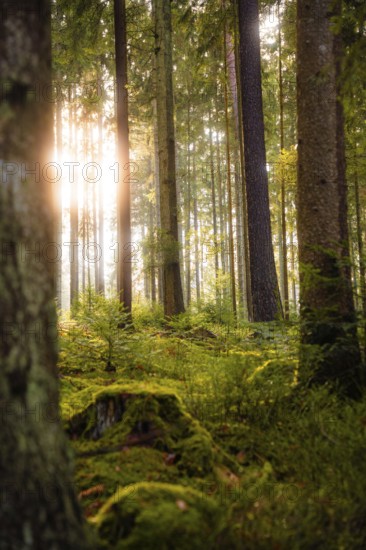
67, 383, 218, 478
92, 482, 231, 549
75, 446, 186, 518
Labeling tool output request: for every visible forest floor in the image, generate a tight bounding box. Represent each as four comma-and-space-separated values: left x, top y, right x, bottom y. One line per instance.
59, 303, 366, 549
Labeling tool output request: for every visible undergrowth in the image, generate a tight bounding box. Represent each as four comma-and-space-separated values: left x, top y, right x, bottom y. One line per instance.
59, 294, 366, 549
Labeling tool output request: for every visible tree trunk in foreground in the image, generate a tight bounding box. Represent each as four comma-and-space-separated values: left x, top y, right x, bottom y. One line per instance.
297, 0, 362, 396
0, 1, 90, 547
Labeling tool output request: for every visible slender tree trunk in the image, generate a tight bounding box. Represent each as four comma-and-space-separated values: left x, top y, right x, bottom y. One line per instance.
234, 13, 253, 320
223, 29, 237, 318
149, 191, 157, 303
226, 33, 246, 318
297, 0, 362, 395
193, 149, 200, 303
93, 171, 99, 289
97, 107, 105, 295
152, 98, 164, 305
0, 2, 90, 546
278, 0, 289, 319
199, 218, 205, 302
141, 222, 149, 300
238, 0, 282, 321
185, 103, 192, 306
290, 230, 297, 309
152, 0, 185, 317
70, 90, 79, 306
176, 151, 184, 298
215, 91, 227, 277
354, 167, 366, 353
81, 117, 88, 293
209, 108, 220, 307
56, 92, 63, 308
278, 199, 285, 304
114, 0, 132, 314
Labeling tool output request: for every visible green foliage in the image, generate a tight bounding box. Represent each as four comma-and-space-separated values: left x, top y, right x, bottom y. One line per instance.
60, 289, 131, 372
131, 302, 165, 331
93, 482, 231, 550
60, 300, 366, 549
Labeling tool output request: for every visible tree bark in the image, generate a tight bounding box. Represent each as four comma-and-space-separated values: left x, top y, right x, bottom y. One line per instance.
354, 168, 366, 336
114, 0, 132, 314
0, 1, 90, 546
191, 144, 201, 304
226, 32, 245, 318
233, 12, 253, 320
238, 0, 282, 321
215, 91, 227, 278
185, 103, 192, 307
70, 90, 79, 307
278, 0, 289, 319
152, 98, 164, 305
209, 108, 220, 307
223, 29, 237, 319
297, 0, 362, 395
97, 89, 105, 295
55, 91, 63, 308
152, 0, 185, 317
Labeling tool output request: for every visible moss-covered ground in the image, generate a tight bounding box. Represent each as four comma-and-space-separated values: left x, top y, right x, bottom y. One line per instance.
59, 302, 366, 549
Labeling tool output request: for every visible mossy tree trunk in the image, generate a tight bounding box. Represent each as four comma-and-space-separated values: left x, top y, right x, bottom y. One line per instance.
297, 0, 362, 396
0, 1, 90, 547
152, 0, 185, 317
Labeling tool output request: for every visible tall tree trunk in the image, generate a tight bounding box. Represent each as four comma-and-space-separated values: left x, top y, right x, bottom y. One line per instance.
297, 0, 362, 396
114, 0, 132, 314
223, 29, 237, 318
97, 97, 105, 295
81, 116, 87, 293
277, 199, 285, 306
70, 91, 79, 307
141, 222, 150, 300
149, 189, 157, 303
209, 108, 220, 307
290, 230, 297, 309
278, 0, 289, 319
152, 0, 185, 317
233, 10, 253, 320
185, 103, 192, 307
238, 0, 282, 321
215, 91, 227, 277
226, 33, 246, 318
0, 2, 89, 546
193, 149, 201, 304
354, 168, 366, 346
56, 92, 63, 308
152, 98, 164, 305
93, 170, 99, 289
334, 8, 357, 325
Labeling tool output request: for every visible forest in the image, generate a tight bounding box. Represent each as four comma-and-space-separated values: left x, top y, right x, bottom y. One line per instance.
1, 0, 366, 548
